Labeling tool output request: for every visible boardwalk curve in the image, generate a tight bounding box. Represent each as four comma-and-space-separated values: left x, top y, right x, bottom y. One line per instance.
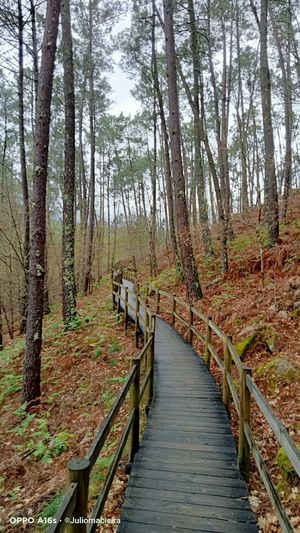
118, 280, 258, 533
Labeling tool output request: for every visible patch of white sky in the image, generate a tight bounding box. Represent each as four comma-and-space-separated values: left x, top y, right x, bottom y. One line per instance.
108, 15, 141, 117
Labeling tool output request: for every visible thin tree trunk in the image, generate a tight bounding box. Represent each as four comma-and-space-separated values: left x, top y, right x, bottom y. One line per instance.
22, 0, 61, 406
0, 287, 3, 350
258, 0, 279, 244
62, 0, 77, 326
187, 0, 214, 257
269, 2, 292, 218
236, 1, 249, 219
152, 46, 180, 272
150, 13, 158, 277
163, 0, 202, 300
107, 155, 111, 272
84, 0, 96, 294
149, 117, 158, 276
18, 0, 30, 335
30, 0, 39, 137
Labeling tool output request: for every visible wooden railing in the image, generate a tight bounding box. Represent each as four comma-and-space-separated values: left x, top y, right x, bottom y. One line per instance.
112, 278, 154, 348
146, 284, 299, 533
48, 284, 155, 533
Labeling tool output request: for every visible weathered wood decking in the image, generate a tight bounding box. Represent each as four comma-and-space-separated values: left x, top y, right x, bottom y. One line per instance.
118, 282, 258, 532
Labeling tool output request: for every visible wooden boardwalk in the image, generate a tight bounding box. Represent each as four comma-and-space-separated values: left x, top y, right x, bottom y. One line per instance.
118, 282, 258, 532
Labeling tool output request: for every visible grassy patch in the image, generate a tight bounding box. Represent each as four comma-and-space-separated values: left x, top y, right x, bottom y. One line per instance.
109, 340, 121, 354
36, 492, 64, 530
0, 373, 22, 404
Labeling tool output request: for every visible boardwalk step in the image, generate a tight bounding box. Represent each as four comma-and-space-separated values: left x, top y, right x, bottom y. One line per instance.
123, 495, 256, 522
118, 509, 258, 532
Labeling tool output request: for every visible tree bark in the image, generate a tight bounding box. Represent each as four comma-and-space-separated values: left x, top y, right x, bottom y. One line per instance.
269, 2, 292, 218
151, 20, 180, 272
84, 0, 96, 294
163, 0, 202, 300
0, 287, 3, 350
236, 1, 249, 219
62, 0, 77, 326
18, 0, 30, 335
187, 0, 214, 258
22, 0, 61, 406
259, 0, 279, 244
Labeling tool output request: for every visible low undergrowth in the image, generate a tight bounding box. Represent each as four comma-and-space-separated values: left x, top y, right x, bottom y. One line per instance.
0, 275, 138, 532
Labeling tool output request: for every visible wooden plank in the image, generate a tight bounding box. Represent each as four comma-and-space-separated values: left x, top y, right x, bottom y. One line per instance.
146, 421, 232, 434
125, 485, 251, 511
149, 407, 228, 418
138, 439, 237, 454
136, 448, 236, 470
142, 429, 235, 446
132, 459, 242, 479
127, 476, 246, 498
136, 447, 238, 469
129, 468, 245, 489
123, 496, 256, 522
119, 509, 258, 533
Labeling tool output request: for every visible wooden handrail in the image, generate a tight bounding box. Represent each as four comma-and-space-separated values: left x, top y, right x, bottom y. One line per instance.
50, 281, 155, 533
47, 483, 78, 533
146, 283, 299, 533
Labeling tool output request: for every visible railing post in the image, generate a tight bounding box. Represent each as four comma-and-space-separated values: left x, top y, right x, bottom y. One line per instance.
148, 330, 155, 409
238, 367, 252, 482
135, 294, 140, 348
116, 284, 121, 317
188, 306, 193, 345
67, 457, 90, 533
124, 287, 128, 332
152, 313, 156, 333
156, 290, 160, 315
171, 294, 176, 326
111, 274, 115, 310
205, 316, 212, 369
130, 357, 140, 462
144, 310, 149, 345
222, 336, 232, 415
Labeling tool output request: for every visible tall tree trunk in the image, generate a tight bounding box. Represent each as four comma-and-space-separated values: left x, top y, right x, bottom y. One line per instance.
149, 96, 158, 277
111, 193, 118, 268
18, 0, 30, 335
107, 155, 111, 272
0, 287, 3, 350
30, 0, 39, 136
187, 0, 213, 258
84, 0, 96, 294
152, 29, 180, 272
269, 2, 292, 218
163, 0, 202, 300
150, 11, 158, 277
62, 0, 77, 326
259, 0, 279, 244
22, 0, 61, 406
236, 1, 249, 219
78, 81, 88, 290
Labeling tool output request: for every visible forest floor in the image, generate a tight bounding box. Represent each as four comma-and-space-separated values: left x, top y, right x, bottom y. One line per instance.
1, 192, 300, 533
0, 276, 139, 532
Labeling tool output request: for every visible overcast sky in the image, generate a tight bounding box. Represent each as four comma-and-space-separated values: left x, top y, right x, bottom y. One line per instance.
108, 12, 141, 117
109, 50, 140, 116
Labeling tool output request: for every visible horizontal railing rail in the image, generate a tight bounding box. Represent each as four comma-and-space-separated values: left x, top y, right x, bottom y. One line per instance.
146, 283, 299, 533
49, 282, 155, 533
